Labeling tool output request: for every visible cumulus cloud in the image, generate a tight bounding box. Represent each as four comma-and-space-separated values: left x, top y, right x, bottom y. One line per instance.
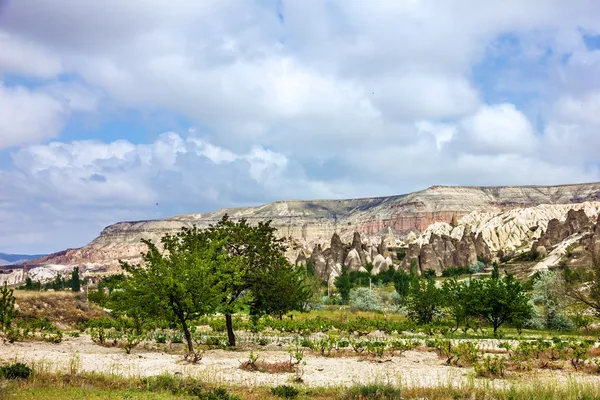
0, 84, 69, 149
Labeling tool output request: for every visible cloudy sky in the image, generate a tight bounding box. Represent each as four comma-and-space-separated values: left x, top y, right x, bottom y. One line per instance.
1, 0, 600, 254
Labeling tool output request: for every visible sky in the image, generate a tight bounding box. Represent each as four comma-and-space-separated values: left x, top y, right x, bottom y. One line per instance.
1, 0, 600, 254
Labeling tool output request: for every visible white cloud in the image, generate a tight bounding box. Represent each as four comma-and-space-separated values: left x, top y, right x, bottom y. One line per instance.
2, 0, 600, 252
0, 32, 62, 78
457, 103, 538, 155
0, 84, 69, 149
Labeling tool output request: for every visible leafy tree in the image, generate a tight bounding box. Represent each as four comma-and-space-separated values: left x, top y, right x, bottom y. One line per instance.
70, 267, 81, 292
564, 246, 600, 316
334, 266, 352, 304
205, 216, 308, 347
249, 265, 312, 319
392, 269, 411, 306
442, 278, 483, 333
532, 271, 571, 330
473, 273, 532, 335
0, 283, 17, 332
405, 275, 443, 324
113, 228, 221, 356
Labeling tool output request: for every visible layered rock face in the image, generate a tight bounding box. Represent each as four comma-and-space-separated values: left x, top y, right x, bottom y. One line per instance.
19, 182, 600, 278
304, 231, 392, 283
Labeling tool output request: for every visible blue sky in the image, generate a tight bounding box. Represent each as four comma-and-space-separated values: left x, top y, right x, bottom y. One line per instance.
1, 0, 600, 254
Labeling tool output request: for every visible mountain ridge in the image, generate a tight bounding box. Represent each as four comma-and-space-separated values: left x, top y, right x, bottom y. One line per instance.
11, 181, 600, 278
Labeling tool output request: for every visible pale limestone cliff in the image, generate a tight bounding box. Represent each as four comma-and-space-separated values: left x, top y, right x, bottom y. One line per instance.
18, 182, 600, 281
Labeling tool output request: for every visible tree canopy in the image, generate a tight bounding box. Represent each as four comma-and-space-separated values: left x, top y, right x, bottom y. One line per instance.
112, 215, 312, 352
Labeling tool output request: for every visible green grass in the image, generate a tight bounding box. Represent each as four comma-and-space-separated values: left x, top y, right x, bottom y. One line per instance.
1, 387, 193, 400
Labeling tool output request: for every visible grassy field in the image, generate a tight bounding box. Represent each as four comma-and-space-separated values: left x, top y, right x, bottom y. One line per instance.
3, 370, 600, 400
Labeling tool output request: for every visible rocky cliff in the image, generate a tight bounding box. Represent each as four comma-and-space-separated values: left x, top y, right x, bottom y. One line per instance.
15, 182, 600, 279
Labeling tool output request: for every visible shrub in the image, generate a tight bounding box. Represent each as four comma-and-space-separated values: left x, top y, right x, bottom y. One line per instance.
469, 261, 485, 274
474, 355, 506, 378
271, 385, 300, 398
198, 388, 240, 400
0, 362, 32, 379
349, 288, 382, 312
344, 383, 403, 400
441, 266, 471, 277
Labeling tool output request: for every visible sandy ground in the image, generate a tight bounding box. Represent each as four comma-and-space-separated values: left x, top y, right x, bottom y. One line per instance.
2, 336, 600, 389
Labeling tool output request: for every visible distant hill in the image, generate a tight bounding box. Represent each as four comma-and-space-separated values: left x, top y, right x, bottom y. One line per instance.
0, 253, 46, 266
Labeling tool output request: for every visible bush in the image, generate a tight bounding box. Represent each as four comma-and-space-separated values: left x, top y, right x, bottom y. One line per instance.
198, 388, 240, 400
344, 383, 403, 399
469, 261, 485, 274
271, 385, 300, 398
349, 288, 382, 312
441, 266, 471, 277
0, 362, 32, 379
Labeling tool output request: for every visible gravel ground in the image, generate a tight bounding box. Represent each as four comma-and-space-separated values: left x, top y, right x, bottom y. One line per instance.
1, 336, 599, 389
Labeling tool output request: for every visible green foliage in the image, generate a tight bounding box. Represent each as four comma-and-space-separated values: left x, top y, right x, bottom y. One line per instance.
395, 248, 407, 261
564, 247, 600, 316
271, 385, 299, 398
405, 276, 443, 324
250, 265, 312, 319
0, 362, 32, 379
111, 215, 309, 349
334, 266, 352, 304
348, 287, 382, 312
474, 355, 506, 378
392, 268, 412, 306
0, 283, 17, 332
196, 388, 241, 400
469, 260, 485, 274
112, 227, 222, 355
344, 383, 403, 400
515, 250, 541, 262
70, 267, 81, 292
421, 269, 437, 279
441, 266, 471, 278
21, 277, 41, 291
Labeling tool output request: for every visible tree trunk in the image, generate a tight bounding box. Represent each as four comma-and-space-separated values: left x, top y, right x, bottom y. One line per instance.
180, 318, 194, 354
225, 314, 236, 347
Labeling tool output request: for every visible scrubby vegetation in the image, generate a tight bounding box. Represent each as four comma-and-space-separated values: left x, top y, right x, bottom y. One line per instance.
5, 218, 600, 399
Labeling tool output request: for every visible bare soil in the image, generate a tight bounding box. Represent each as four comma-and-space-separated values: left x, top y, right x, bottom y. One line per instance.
2, 336, 600, 389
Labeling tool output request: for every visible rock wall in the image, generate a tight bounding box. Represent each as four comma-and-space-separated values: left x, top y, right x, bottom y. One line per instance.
17, 182, 600, 283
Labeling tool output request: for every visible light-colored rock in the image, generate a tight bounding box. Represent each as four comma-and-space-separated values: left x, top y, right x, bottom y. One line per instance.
344, 249, 362, 271
14, 183, 600, 285
372, 254, 387, 275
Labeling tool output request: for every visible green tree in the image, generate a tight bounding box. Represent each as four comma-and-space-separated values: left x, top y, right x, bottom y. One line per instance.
392, 269, 411, 306
205, 215, 307, 347
334, 266, 352, 304
0, 283, 17, 332
405, 276, 443, 324
474, 273, 532, 335
442, 278, 484, 333
113, 228, 221, 356
70, 267, 81, 292
564, 247, 600, 316
249, 265, 312, 319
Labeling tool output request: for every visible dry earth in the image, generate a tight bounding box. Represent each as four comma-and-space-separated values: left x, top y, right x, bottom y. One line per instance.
2, 336, 600, 390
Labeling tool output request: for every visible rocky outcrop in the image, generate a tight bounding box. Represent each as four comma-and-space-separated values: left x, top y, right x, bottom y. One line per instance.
532, 209, 592, 251
344, 248, 362, 271
309, 245, 327, 278
398, 228, 490, 275
17, 182, 600, 283
295, 250, 307, 267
